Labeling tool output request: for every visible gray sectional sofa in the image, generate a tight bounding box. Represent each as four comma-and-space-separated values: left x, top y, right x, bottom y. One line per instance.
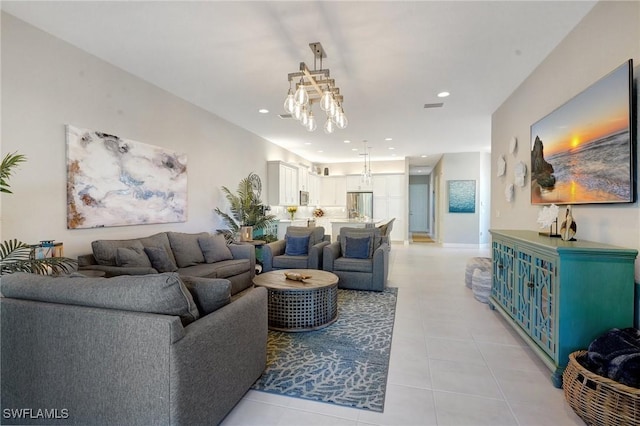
77, 231, 255, 296
1, 271, 268, 425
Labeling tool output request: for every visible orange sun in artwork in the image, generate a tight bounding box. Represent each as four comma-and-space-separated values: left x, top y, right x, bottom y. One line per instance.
571, 136, 580, 149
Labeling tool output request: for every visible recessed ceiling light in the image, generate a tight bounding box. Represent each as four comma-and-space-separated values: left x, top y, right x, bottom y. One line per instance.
304, 142, 312, 145
317, 150, 324, 153
352, 148, 358, 151
388, 147, 395, 150
421, 155, 427, 158
344, 140, 351, 144
258, 108, 269, 114
385, 137, 393, 141
437, 92, 450, 98
391, 153, 396, 157
417, 170, 422, 173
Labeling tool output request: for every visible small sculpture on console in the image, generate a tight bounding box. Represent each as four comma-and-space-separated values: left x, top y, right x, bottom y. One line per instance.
560, 205, 577, 241
560, 206, 578, 241
537, 204, 560, 238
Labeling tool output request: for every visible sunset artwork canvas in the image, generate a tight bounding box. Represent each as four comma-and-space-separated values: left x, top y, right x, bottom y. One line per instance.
530, 60, 634, 205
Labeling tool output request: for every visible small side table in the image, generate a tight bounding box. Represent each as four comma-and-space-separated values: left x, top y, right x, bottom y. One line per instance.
237, 240, 266, 272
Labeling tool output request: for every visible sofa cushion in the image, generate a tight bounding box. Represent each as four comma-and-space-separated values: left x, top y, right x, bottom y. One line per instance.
344, 235, 371, 259
177, 258, 251, 280
206, 259, 252, 279
334, 257, 374, 273
138, 232, 178, 267
285, 234, 310, 256
273, 255, 309, 270
0, 272, 200, 326
167, 232, 208, 268
180, 276, 231, 315
92, 239, 147, 266
116, 246, 152, 268
198, 234, 233, 263
145, 246, 179, 273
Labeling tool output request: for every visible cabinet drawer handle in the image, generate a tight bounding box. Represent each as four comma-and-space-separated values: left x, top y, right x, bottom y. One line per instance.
497, 263, 504, 270
527, 281, 534, 288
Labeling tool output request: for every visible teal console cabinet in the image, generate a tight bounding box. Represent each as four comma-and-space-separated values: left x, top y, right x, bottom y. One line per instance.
489, 230, 637, 387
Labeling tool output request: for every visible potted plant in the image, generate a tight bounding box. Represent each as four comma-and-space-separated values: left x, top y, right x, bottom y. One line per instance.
215, 173, 276, 242
0, 152, 77, 275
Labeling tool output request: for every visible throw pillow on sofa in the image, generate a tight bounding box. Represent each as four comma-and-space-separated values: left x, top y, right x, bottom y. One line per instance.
198, 234, 233, 263
92, 240, 147, 266
167, 232, 208, 267
285, 234, 310, 256
116, 246, 152, 268
145, 247, 179, 272
180, 276, 231, 315
344, 236, 371, 259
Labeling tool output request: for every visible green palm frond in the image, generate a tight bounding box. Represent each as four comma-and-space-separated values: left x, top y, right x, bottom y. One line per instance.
0, 152, 27, 194
0, 239, 77, 276
215, 173, 276, 240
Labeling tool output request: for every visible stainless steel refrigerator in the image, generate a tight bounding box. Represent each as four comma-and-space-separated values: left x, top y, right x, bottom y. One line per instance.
347, 192, 373, 219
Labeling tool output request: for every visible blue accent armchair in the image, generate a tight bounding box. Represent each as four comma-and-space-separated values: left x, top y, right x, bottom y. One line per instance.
323, 227, 389, 291
262, 226, 330, 272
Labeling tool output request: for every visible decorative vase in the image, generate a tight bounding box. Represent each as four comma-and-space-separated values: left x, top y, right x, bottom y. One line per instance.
289, 212, 295, 221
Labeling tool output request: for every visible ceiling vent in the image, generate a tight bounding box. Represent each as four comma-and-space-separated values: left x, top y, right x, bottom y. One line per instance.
424, 103, 444, 109
278, 114, 293, 119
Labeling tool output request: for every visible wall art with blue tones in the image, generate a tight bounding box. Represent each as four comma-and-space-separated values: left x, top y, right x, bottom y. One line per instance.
448, 180, 476, 213
66, 125, 187, 229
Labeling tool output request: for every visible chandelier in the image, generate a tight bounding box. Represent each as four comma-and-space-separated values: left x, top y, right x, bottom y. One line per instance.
360, 141, 372, 185
283, 42, 348, 133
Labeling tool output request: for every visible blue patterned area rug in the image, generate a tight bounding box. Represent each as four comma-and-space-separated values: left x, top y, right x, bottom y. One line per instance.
251, 287, 398, 412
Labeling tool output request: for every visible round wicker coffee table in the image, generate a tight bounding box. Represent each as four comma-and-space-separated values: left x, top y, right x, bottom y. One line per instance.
252, 269, 339, 332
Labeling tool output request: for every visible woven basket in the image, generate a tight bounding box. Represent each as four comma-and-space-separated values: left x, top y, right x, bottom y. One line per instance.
563, 350, 640, 426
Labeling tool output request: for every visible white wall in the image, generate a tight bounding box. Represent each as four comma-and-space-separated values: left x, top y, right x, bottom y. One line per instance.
434, 152, 490, 245
0, 13, 310, 257
491, 1, 640, 280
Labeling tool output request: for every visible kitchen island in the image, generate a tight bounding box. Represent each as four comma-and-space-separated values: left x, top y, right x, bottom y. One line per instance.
330, 219, 384, 242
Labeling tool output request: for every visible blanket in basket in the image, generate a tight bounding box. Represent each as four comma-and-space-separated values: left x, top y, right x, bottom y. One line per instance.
580, 327, 640, 388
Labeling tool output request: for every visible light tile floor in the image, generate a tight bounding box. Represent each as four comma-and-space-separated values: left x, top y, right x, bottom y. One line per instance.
221, 242, 585, 426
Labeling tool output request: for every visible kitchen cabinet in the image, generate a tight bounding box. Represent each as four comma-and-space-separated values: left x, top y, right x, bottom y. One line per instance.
372, 174, 406, 241
489, 230, 637, 388
372, 174, 404, 197
319, 176, 346, 206
267, 161, 298, 206
346, 175, 373, 192
308, 174, 320, 206
298, 167, 309, 191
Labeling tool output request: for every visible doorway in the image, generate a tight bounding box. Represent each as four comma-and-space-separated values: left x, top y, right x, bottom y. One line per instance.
409, 176, 429, 234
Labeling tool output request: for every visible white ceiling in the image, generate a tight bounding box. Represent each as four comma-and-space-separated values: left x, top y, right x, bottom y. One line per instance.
2, 1, 597, 170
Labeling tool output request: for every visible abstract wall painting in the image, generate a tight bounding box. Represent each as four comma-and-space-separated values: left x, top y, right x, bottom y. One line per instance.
66, 125, 187, 229
448, 180, 476, 213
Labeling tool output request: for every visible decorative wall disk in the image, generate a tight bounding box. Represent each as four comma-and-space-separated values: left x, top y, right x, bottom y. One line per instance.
505, 183, 514, 203
514, 161, 527, 187
66, 125, 187, 229
497, 155, 506, 177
